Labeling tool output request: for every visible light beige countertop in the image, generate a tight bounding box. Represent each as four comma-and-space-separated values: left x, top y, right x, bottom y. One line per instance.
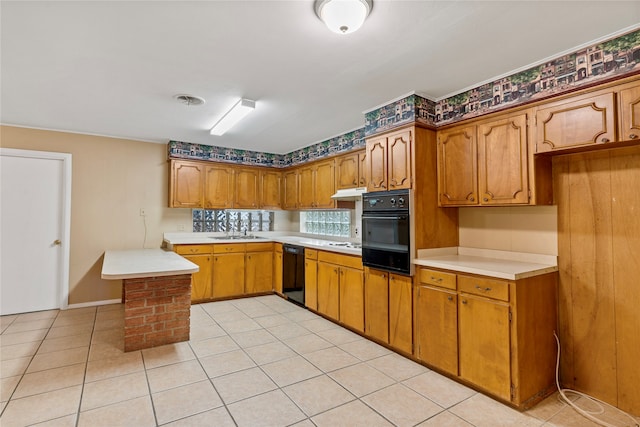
163, 232, 362, 257
101, 249, 199, 280
414, 247, 558, 280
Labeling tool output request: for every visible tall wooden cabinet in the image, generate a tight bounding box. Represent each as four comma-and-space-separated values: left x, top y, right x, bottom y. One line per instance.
365, 128, 412, 192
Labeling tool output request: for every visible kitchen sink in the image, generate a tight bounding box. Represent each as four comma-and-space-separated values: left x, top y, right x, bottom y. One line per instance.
209, 235, 265, 240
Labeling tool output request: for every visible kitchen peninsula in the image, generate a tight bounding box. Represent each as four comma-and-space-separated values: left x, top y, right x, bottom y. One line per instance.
101, 249, 198, 351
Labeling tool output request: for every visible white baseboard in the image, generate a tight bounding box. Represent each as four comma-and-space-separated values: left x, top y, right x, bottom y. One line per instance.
65, 299, 122, 310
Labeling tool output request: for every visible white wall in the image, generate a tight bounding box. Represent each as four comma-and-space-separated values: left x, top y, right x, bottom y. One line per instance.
458, 205, 558, 255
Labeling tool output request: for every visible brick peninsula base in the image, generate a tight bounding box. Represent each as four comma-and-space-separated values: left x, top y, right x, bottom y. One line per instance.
123, 274, 191, 352
101, 249, 199, 352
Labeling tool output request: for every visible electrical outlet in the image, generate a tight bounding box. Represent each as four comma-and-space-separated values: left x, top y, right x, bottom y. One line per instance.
139, 208, 146, 216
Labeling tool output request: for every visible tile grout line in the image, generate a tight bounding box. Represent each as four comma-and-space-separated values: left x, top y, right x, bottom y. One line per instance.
74, 306, 98, 427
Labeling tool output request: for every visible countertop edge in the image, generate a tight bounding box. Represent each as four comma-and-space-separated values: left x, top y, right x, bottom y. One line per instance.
101, 249, 200, 281
413, 258, 558, 280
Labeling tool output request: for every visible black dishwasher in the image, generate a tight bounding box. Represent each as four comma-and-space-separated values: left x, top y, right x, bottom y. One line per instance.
283, 244, 305, 306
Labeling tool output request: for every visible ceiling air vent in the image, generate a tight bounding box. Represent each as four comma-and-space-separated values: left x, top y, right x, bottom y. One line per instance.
173, 94, 205, 106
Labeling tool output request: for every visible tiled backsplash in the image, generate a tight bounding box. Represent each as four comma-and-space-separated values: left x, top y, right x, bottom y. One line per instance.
192, 209, 274, 233
300, 210, 351, 238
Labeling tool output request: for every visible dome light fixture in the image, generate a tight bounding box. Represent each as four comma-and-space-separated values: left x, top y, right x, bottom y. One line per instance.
314, 0, 373, 35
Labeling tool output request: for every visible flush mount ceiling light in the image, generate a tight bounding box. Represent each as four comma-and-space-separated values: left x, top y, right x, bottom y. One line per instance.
210, 98, 256, 136
314, 0, 372, 34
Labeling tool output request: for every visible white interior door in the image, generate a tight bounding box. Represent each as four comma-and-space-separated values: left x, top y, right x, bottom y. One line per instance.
1, 149, 71, 315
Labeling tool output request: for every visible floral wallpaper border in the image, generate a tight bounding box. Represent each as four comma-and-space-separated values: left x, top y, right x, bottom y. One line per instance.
169, 28, 640, 166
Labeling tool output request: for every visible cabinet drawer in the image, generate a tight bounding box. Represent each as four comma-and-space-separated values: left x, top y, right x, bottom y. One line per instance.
305, 249, 318, 260
246, 242, 273, 252
458, 275, 510, 302
175, 245, 213, 255
418, 268, 456, 290
213, 244, 245, 254
318, 250, 362, 270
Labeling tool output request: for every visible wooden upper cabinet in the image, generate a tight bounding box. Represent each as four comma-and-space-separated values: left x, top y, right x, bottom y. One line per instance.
387, 129, 412, 190
282, 169, 298, 210
234, 168, 259, 209
204, 164, 234, 209
477, 113, 529, 205
336, 153, 359, 190
298, 165, 315, 209
358, 151, 367, 187
535, 91, 616, 153
314, 160, 336, 208
297, 160, 336, 209
619, 83, 640, 142
169, 160, 204, 208
366, 136, 387, 191
438, 125, 477, 206
260, 170, 282, 209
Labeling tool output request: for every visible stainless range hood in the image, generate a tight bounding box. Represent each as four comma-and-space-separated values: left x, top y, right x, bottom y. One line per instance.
331, 187, 367, 200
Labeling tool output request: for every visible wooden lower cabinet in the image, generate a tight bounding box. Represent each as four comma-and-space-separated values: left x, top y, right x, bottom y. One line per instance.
273, 244, 283, 294
173, 245, 213, 302
245, 250, 273, 294
212, 252, 245, 298
414, 285, 458, 376
389, 273, 413, 354
304, 250, 318, 310
458, 293, 511, 401
339, 266, 364, 333
364, 268, 389, 343
317, 261, 339, 319
415, 267, 558, 408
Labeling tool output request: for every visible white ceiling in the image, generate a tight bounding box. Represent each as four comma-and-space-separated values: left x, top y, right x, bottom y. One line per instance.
2, 1, 639, 154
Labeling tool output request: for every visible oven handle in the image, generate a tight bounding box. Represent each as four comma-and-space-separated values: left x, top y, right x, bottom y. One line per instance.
362, 215, 408, 220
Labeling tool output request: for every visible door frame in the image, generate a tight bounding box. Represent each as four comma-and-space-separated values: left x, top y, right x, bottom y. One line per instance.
0, 148, 72, 310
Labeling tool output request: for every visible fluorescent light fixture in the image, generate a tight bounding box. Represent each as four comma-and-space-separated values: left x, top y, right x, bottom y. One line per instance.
315, 0, 372, 34
210, 98, 255, 136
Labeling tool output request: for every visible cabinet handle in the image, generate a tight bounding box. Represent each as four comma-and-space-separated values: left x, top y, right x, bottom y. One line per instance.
214, 257, 218, 261
462, 299, 468, 305
447, 296, 453, 301
475, 285, 492, 292
483, 197, 489, 202
248, 255, 251, 259
334, 269, 338, 273
430, 276, 442, 283
601, 137, 610, 143
630, 133, 638, 140
469, 196, 475, 202
352, 179, 357, 185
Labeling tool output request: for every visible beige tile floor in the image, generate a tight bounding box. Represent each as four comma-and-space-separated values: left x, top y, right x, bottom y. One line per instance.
1, 295, 638, 427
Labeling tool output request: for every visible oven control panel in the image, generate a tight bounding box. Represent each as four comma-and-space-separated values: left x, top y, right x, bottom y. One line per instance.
363, 190, 410, 211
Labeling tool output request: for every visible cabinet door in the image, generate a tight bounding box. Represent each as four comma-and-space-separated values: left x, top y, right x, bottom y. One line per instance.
260, 170, 282, 209
389, 274, 413, 354
314, 160, 336, 209
317, 262, 339, 320
339, 267, 364, 333
273, 248, 283, 294
438, 126, 478, 206
212, 253, 245, 298
184, 254, 212, 302
387, 130, 412, 190
170, 161, 203, 208
535, 92, 616, 153
298, 166, 315, 208
336, 153, 359, 190
619, 84, 640, 142
305, 259, 318, 310
415, 285, 458, 376
204, 165, 234, 209
358, 151, 367, 188
235, 168, 259, 209
364, 269, 389, 343
477, 114, 529, 205
366, 136, 387, 191
245, 251, 273, 294
459, 294, 511, 401
282, 170, 298, 209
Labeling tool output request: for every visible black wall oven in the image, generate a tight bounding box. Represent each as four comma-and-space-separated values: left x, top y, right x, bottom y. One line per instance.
362, 189, 412, 275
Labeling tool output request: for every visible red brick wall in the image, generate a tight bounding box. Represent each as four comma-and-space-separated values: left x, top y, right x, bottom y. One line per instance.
123, 274, 191, 351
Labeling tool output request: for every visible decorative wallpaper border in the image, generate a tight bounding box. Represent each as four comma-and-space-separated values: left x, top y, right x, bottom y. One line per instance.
169, 128, 365, 168
364, 94, 436, 136
170, 28, 640, 167
435, 28, 640, 125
